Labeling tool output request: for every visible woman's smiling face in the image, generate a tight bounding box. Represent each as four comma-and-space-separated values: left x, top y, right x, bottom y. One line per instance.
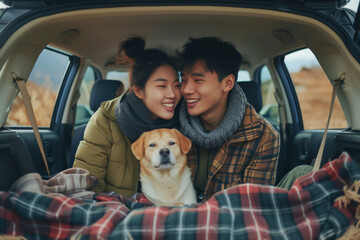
135, 64, 181, 120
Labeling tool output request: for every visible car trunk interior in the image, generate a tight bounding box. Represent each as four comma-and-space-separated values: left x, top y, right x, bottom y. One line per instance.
0, 4, 359, 182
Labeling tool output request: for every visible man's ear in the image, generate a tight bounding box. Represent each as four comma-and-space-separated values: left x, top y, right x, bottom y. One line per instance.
131, 133, 146, 160
172, 129, 192, 154
223, 74, 235, 93
133, 86, 144, 99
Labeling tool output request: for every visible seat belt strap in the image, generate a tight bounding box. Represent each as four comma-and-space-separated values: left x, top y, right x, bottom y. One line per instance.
14, 76, 50, 177
313, 73, 345, 171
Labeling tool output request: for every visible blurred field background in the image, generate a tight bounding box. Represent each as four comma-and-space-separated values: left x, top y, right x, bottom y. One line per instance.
6, 81, 56, 126
290, 67, 347, 129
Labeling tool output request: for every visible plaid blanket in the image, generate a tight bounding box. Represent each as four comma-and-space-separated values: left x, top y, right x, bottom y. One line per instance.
9, 168, 97, 199
0, 152, 359, 239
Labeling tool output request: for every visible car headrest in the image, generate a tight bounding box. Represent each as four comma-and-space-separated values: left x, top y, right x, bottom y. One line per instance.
89, 79, 124, 112
237, 81, 262, 112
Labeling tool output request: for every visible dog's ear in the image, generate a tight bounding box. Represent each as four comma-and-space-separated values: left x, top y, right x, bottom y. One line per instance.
172, 129, 192, 154
131, 133, 146, 160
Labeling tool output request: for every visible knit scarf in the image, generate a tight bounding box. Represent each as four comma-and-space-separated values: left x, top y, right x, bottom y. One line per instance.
179, 84, 246, 149
115, 92, 180, 142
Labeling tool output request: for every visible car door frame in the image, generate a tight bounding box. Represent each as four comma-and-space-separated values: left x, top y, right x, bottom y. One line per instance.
6, 50, 81, 178
270, 54, 352, 177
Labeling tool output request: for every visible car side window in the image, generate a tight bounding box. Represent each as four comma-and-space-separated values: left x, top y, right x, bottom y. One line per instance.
75, 66, 96, 125
284, 48, 348, 129
5, 48, 70, 127
258, 66, 279, 129
237, 70, 251, 82
106, 70, 130, 90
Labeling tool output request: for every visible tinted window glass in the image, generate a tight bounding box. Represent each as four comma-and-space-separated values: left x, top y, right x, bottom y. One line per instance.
259, 66, 279, 129
75, 66, 96, 125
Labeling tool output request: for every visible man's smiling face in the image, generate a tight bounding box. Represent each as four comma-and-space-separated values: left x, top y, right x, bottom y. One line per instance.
180, 59, 229, 122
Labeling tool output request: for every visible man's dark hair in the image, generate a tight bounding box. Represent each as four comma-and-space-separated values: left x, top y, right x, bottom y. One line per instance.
178, 37, 242, 82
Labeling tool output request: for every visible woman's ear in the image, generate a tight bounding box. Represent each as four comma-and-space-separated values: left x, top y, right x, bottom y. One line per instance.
133, 86, 144, 99
223, 74, 235, 93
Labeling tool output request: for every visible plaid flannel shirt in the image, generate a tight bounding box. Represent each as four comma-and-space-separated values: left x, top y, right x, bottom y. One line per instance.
187, 103, 280, 200
0, 152, 358, 239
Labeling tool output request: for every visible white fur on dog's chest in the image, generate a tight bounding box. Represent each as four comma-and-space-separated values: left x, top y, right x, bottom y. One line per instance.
140, 165, 196, 206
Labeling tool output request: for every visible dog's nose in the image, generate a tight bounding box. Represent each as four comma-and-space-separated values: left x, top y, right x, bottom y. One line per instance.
159, 148, 170, 157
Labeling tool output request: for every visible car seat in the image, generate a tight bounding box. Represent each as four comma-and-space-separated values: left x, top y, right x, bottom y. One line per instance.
237, 81, 262, 112
69, 79, 124, 167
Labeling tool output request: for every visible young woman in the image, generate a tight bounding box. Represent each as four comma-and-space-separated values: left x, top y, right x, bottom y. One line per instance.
73, 37, 181, 196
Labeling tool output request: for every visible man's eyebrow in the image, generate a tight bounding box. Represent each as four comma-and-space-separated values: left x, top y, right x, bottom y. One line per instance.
180, 72, 205, 77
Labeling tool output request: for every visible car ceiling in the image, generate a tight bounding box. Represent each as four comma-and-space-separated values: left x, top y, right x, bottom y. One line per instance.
4, 6, 342, 71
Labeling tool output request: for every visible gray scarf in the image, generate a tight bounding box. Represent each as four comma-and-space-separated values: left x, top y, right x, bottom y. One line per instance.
115, 92, 179, 142
179, 84, 246, 149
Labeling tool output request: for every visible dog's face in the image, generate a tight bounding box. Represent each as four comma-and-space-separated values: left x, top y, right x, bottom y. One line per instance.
131, 128, 191, 170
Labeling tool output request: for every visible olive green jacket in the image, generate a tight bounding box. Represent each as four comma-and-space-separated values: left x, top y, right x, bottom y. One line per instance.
73, 97, 139, 196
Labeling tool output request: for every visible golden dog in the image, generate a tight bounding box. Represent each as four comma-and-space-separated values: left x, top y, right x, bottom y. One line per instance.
131, 128, 197, 206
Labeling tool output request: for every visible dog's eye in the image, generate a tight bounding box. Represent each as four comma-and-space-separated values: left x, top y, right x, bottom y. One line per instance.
169, 142, 175, 145
149, 143, 156, 147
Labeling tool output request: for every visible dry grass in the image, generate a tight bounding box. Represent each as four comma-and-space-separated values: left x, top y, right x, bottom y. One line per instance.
291, 67, 348, 129
6, 81, 57, 126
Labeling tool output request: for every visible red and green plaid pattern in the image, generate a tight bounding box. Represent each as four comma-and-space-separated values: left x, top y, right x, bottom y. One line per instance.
0, 152, 358, 239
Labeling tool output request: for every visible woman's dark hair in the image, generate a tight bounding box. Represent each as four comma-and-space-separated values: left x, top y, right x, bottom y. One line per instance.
119, 37, 178, 89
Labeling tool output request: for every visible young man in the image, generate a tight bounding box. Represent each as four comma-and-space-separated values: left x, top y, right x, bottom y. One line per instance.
178, 37, 280, 201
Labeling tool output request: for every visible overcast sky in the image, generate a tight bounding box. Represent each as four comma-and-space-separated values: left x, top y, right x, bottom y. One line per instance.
347, 0, 359, 10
